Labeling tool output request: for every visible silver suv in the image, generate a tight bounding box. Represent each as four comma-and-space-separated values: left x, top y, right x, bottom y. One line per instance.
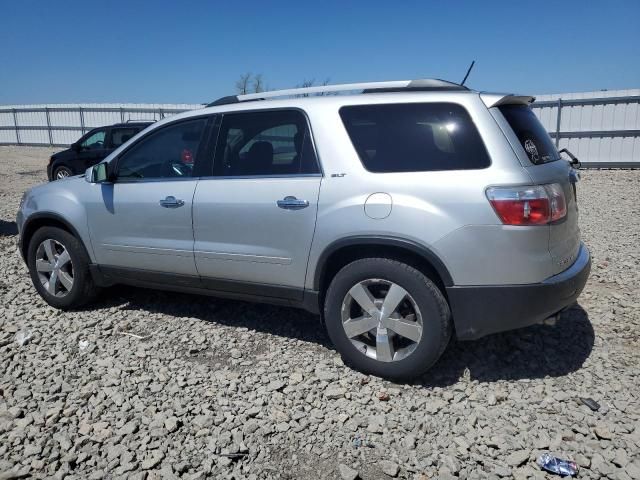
16, 79, 590, 379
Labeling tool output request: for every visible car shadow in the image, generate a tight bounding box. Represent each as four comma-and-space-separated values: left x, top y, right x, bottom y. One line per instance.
93, 287, 594, 386
97, 285, 333, 349
415, 304, 594, 387
0, 220, 18, 236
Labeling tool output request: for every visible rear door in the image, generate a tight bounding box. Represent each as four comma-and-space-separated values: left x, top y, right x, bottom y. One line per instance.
108, 126, 143, 152
86, 117, 210, 276
497, 104, 581, 275
192, 109, 322, 297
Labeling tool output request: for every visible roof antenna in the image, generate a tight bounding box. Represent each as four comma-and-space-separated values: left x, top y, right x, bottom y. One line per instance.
461, 60, 475, 86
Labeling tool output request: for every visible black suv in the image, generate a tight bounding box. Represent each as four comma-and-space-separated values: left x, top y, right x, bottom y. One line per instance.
47, 122, 152, 180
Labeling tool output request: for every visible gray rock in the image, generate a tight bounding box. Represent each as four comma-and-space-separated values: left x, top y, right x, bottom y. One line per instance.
506, 450, 530, 467
380, 460, 400, 477
266, 380, 286, 392
626, 462, 640, 480
594, 424, 613, 440
325, 387, 346, 399
338, 464, 359, 480
441, 455, 460, 475
164, 417, 179, 433
141, 450, 164, 470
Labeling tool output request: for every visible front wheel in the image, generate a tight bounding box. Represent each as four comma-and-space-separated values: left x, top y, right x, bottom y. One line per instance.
53, 165, 73, 180
27, 226, 98, 309
324, 258, 451, 380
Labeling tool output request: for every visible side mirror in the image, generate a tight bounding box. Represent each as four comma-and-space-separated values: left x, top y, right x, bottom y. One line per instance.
71, 142, 81, 152
87, 162, 111, 183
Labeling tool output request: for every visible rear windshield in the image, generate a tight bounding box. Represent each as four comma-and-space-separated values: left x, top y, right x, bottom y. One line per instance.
339, 103, 490, 173
499, 104, 560, 165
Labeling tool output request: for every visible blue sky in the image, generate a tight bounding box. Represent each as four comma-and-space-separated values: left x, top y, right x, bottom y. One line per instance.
1, 0, 638, 104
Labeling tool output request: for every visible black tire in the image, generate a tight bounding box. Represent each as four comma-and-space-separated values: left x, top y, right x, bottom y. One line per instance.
27, 226, 99, 310
52, 165, 73, 180
324, 258, 451, 380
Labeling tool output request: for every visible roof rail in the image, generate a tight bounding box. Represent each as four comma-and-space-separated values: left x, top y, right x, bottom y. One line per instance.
206, 78, 468, 107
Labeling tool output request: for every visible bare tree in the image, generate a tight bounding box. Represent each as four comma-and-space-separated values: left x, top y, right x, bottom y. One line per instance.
253, 74, 265, 93
319, 78, 332, 95
296, 79, 315, 97
235, 72, 252, 95
296, 78, 333, 96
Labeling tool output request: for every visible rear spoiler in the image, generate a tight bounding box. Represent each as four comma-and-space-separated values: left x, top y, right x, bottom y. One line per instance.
480, 93, 535, 108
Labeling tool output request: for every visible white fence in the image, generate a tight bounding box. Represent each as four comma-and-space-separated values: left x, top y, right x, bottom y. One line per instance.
1, 90, 639, 167
531, 89, 640, 167
0, 103, 202, 146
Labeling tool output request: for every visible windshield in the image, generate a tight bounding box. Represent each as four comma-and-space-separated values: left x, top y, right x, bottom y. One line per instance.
499, 105, 560, 165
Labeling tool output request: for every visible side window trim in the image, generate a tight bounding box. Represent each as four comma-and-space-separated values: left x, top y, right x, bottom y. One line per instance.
112, 115, 213, 183
104, 127, 114, 149
192, 115, 220, 178
208, 107, 323, 179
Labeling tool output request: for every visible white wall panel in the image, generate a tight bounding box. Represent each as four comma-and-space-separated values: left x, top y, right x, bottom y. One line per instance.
0, 103, 202, 146
532, 89, 639, 165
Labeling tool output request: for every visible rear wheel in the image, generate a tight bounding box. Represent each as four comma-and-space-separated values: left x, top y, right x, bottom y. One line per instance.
53, 165, 73, 180
324, 258, 451, 380
27, 227, 98, 309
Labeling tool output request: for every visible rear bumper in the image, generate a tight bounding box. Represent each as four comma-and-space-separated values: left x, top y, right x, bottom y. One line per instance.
447, 242, 591, 340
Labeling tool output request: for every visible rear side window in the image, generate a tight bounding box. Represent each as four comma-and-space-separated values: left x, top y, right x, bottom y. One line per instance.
109, 128, 140, 148
499, 105, 560, 165
339, 103, 490, 173
213, 110, 319, 176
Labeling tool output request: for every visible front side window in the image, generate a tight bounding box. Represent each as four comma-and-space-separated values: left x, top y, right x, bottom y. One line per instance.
213, 110, 319, 176
109, 128, 140, 148
499, 105, 560, 165
80, 129, 106, 150
116, 119, 206, 181
340, 103, 490, 172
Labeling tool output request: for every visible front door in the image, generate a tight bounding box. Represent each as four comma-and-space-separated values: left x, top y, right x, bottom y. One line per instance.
193, 109, 322, 296
86, 118, 209, 276
77, 128, 109, 170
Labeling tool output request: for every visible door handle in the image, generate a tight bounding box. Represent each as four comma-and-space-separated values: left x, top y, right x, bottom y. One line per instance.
159, 196, 185, 208
277, 196, 309, 210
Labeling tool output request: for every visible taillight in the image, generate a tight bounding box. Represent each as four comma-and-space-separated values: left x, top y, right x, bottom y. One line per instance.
545, 183, 567, 221
486, 183, 567, 226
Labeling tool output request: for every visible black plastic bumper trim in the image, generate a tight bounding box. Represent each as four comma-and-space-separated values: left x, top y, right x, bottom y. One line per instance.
446, 243, 591, 340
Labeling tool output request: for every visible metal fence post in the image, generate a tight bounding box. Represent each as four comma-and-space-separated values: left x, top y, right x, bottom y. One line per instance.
159, 108, 164, 120
79, 107, 85, 135
12, 109, 20, 145
120, 107, 125, 123
555, 99, 562, 147
45, 107, 53, 146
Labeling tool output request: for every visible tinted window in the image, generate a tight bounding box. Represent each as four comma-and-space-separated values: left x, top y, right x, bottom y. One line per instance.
340, 103, 490, 172
499, 105, 559, 164
213, 110, 319, 176
116, 119, 206, 180
81, 129, 106, 150
110, 127, 140, 148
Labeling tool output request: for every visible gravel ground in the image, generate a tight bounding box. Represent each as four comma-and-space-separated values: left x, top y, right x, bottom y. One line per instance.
1, 146, 639, 480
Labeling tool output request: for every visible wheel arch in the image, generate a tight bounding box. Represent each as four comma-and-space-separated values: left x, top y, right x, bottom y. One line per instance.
20, 212, 88, 261
313, 236, 454, 297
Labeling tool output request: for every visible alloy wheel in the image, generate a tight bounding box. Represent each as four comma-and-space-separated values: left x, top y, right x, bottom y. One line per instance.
35, 239, 74, 297
56, 169, 71, 179
340, 279, 423, 362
